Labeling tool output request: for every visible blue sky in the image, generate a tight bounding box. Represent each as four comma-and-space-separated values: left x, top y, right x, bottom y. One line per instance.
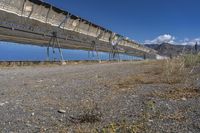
0, 42, 137, 61
45, 0, 200, 45
1, 0, 200, 60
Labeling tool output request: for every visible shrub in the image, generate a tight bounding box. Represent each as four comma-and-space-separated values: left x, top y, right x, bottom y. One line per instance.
183, 54, 200, 67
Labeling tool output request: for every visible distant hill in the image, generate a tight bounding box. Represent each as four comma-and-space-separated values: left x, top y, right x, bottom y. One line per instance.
144, 43, 199, 57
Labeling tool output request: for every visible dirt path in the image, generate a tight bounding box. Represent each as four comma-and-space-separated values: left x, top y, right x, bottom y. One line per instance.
0, 61, 200, 133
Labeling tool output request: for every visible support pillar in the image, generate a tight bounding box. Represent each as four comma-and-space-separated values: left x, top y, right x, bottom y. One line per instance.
47, 31, 65, 64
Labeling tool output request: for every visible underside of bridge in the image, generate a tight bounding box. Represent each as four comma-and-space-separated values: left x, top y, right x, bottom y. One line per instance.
0, 0, 158, 61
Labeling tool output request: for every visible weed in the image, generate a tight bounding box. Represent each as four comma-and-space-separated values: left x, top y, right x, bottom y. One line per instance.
150, 87, 200, 100
183, 54, 200, 67
70, 102, 102, 124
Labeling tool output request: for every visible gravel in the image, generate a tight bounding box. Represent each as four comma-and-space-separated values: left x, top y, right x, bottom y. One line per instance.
0, 61, 199, 133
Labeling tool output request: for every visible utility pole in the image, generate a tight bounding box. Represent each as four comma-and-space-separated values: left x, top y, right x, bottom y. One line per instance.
195, 42, 198, 54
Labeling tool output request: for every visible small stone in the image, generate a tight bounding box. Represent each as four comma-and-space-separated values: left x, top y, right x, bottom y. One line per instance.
31, 113, 35, 116
0, 103, 5, 106
37, 80, 43, 83
181, 97, 187, 101
61, 61, 66, 65
52, 79, 56, 82
166, 103, 171, 109
26, 123, 32, 127
132, 95, 138, 98
95, 75, 101, 78
148, 119, 153, 122
58, 109, 66, 114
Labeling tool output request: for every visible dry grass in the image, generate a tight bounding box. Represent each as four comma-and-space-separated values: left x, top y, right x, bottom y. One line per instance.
183, 54, 200, 67
117, 74, 156, 88
0, 61, 98, 67
68, 55, 200, 132
97, 122, 145, 133
96, 100, 157, 133
117, 54, 199, 87
159, 111, 186, 122
160, 58, 186, 84
69, 100, 102, 124
116, 61, 184, 88
69, 110, 102, 124
149, 87, 200, 100
161, 54, 200, 84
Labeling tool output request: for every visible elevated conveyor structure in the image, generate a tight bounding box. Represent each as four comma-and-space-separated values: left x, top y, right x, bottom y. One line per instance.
0, 0, 158, 60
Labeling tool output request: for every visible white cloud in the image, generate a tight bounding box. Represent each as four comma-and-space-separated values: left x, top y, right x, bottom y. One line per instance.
144, 34, 175, 44
180, 38, 200, 45
144, 34, 200, 45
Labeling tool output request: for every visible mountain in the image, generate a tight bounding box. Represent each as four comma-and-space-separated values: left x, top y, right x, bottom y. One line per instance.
144, 43, 199, 57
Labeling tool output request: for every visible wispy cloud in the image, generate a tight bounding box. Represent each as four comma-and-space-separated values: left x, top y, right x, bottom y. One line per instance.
144, 34, 175, 44
144, 34, 200, 45
180, 38, 200, 45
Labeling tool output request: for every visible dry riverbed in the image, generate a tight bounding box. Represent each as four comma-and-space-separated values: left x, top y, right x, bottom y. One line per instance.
0, 61, 200, 133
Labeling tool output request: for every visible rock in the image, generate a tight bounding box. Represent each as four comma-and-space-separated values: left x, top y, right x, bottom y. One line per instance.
166, 103, 171, 109
37, 80, 43, 83
52, 79, 56, 82
31, 113, 35, 116
0, 101, 8, 106
61, 61, 67, 65
132, 95, 138, 98
0, 103, 5, 106
181, 97, 187, 101
58, 109, 66, 114
95, 75, 101, 78
148, 119, 153, 122
26, 123, 32, 127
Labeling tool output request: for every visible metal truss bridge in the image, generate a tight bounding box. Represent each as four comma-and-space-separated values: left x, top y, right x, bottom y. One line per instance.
0, 0, 158, 61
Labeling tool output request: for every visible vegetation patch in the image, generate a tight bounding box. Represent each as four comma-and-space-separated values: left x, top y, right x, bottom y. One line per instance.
150, 87, 200, 100
70, 101, 102, 124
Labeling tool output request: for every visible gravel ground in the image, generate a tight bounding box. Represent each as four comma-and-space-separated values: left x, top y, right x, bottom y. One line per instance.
0, 61, 200, 133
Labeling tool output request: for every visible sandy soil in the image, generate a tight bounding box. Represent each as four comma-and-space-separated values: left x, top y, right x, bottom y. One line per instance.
0, 61, 200, 133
